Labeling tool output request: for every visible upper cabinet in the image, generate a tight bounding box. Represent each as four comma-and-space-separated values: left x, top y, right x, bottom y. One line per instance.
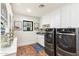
40, 4, 79, 28
40, 9, 61, 28
70, 4, 79, 27
60, 4, 79, 28
60, 4, 71, 28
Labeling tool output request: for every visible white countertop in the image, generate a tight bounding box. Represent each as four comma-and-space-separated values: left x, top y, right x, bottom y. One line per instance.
0, 37, 17, 56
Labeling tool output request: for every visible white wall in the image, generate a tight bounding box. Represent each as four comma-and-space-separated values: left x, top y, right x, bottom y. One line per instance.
13, 14, 40, 46
40, 8, 61, 28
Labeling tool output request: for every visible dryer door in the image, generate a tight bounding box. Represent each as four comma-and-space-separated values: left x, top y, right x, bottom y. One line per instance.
57, 33, 76, 53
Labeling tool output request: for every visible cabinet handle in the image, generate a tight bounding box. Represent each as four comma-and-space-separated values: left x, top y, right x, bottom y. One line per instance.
57, 33, 75, 36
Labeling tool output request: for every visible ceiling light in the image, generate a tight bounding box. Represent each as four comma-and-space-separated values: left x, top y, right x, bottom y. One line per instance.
27, 9, 31, 12
39, 4, 45, 8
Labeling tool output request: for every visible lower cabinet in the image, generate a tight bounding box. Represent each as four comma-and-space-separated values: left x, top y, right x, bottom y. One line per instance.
37, 35, 45, 47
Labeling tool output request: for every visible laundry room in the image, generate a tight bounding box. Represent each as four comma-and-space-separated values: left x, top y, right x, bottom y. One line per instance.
0, 2, 79, 56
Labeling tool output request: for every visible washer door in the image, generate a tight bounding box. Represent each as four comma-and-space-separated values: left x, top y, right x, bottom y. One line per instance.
57, 33, 76, 53
45, 33, 54, 43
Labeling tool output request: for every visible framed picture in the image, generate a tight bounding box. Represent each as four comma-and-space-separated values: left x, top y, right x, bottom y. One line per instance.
23, 20, 33, 31
14, 21, 22, 31
34, 23, 39, 30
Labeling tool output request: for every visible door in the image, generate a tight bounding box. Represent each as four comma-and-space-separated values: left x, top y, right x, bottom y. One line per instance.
56, 33, 76, 53
45, 32, 54, 43
1, 3, 13, 48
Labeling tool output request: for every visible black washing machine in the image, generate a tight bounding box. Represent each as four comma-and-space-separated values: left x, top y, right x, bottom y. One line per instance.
56, 28, 79, 56
45, 28, 56, 56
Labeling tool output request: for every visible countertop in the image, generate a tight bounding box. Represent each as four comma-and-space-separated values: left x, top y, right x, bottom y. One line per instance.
36, 32, 46, 35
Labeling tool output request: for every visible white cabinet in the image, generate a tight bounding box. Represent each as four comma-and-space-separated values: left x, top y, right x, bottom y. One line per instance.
50, 9, 61, 28
40, 9, 61, 28
70, 4, 79, 27
40, 4, 79, 28
37, 35, 45, 47
60, 4, 79, 28
60, 4, 71, 28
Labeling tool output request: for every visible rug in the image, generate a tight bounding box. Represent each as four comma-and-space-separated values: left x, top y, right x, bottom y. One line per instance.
17, 43, 47, 56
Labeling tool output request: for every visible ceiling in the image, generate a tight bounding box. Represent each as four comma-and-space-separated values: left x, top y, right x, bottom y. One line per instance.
11, 3, 65, 17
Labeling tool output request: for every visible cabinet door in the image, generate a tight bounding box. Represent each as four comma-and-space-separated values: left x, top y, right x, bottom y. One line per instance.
37, 35, 45, 47
60, 4, 72, 28
60, 4, 79, 28
70, 4, 79, 27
